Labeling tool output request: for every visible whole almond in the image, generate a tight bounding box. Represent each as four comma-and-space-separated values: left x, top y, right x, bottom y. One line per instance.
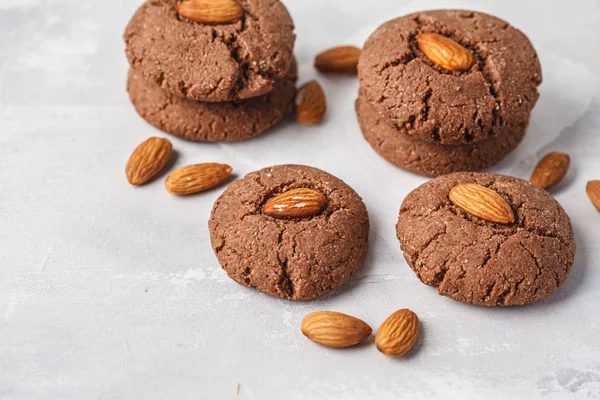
449, 183, 515, 224
314, 46, 361, 74
301, 311, 372, 348
176, 0, 243, 25
263, 188, 327, 219
417, 33, 474, 72
295, 80, 327, 125
126, 137, 173, 186
586, 181, 600, 212
530, 152, 570, 189
375, 309, 419, 357
165, 163, 232, 195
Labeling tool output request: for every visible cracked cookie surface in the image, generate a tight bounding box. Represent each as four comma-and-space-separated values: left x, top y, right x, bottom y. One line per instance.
356, 94, 525, 176
209, 165, 369, 300
396, 172, 575, 306
124, 0, 295, 102
358, 10, 542, 145
127, 60, 296, 142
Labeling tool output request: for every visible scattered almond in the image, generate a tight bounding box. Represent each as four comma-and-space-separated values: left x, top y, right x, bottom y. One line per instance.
263, 188, 326, 219
295, 80, 327, 125
375, 309, 419, 357
165, 163, 232, 195
301, 311, 372, 348
126, 137, 172, 186
176, 0, 243, 25
417, 33, 474, 72
449, 183, 515, 224
586, 181, 600, 212
530, 152, 570, 189
314, 46, 361, 74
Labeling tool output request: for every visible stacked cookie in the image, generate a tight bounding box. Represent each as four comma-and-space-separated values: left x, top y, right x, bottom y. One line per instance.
124, 0, 296, 142
357, 10, 542, 177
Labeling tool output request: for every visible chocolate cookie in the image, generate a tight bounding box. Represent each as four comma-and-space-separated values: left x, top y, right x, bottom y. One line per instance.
358, 10, 542, 145
397, 172, 576, 306
124, 0, 295, 102
127, 60, 296, 142
356, 95, 525, 176
209, 165, 369, 300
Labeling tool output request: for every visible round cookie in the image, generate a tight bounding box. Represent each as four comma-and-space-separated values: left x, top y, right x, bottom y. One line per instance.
396, 172, 576, 306
127, 61, 297, 142
356, 95, 525, 176
358, 10, 542, 145
124, 0, 295, 102
209, 165, 369, 300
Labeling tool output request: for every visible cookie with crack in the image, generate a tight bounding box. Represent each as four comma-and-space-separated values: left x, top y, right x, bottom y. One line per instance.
356, 94, 525, 176
124, 0, 295, 102
126, 59, 296, 142
209, 165, 369, 300
396, 172, 575, 306
358, 10, 542, 145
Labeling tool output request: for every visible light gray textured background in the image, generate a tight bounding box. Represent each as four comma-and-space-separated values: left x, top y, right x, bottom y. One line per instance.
1, 0, 600, 399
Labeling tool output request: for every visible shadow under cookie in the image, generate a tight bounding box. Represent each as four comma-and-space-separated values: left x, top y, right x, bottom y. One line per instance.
127, 63, 297, 142
356, 95, 526, 177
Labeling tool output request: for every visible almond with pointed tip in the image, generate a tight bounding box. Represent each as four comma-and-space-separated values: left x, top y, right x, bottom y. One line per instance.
586, 181, 600, 212
375, 309, 419, 357
530, 152, 570, 189
295, 80, 327, 125
314, 46, 361, 74
301, 311, 372, 348
176, 0, 243, 25
449, 183, 515, 224
126, 137, 173, 186
165, 163, 232, 195
417, 33, 474, 72
263, 188, 327, 219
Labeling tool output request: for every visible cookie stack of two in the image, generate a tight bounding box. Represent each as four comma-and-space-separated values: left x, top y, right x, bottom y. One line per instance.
124, 0, 296, 142
356, 10, 543, 177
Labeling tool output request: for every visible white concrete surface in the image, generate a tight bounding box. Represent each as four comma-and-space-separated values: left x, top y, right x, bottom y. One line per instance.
1, 0, 600, 399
